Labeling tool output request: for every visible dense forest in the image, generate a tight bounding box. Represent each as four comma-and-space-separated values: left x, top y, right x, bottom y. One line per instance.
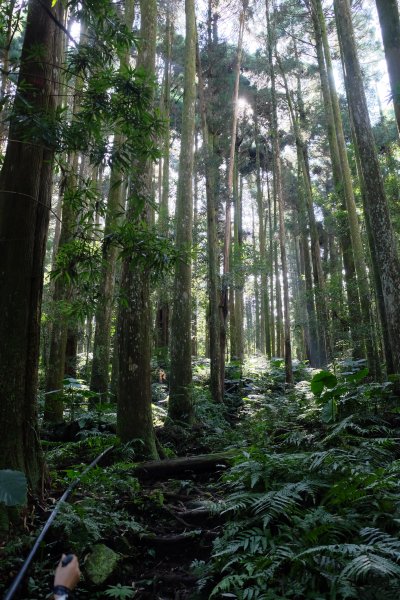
1, 0, 400, 598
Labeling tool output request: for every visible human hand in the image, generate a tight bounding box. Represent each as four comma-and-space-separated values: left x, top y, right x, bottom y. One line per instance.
54, 554, 81, 597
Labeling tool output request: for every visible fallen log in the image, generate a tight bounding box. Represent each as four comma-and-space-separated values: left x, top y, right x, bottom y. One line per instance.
139, 529, 219, 544
133, 450, 236, 480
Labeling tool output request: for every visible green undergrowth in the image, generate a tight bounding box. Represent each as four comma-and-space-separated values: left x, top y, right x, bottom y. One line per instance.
2, 358, 400, 599
198, 359, 400, 599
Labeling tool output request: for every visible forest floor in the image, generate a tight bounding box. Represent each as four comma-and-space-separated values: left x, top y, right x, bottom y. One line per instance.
2, 356, 400, 600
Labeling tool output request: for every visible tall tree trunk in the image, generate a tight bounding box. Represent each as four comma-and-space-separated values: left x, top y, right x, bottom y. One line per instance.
233, 172, 244, 362
156, 6, 173, 360
334, 0, 400, 375
197, 42, 223, 403
266, 0, 293, 384
0, 0, 65, 492
117, 0, 158, 457
280, 66, 329, 366
168, 0, 197, 423
311, 0, 380, 376
44, 160, 79, 421
266, 172, 276, 356
375, 0, 400, 136
220, 2, 246, 392
255, 109, 271, 357
90, 0, 135, 397
297, 163, 319, 366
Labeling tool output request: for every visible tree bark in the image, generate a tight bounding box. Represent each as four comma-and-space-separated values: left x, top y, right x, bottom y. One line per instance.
156, 7, 173, 360
169, 0, 197, 423
117, 0, 158, 457
375, 0, 400, 137
0, 0, 65, 491
265, 2, 293, 383
220, 2, 246, 391
311, 0, 380, 377
90, 0, 135, 398
334, 0, 400, 375
197, 39, 223, 403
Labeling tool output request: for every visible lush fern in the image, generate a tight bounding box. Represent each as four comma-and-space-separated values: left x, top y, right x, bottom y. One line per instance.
203, 362, 400, 599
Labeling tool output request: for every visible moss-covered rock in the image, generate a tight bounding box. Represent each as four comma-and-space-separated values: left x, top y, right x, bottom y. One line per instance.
85, 544, 120, 585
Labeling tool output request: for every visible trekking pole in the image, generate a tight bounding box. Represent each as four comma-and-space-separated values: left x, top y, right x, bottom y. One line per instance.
3, 445, 114, 600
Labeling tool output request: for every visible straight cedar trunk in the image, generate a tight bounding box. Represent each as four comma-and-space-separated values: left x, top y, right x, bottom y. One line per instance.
197, 112, 222, 403
375, 0, 400, 136
156, 7, 173, 359
229, 168, 237, 361
0, 0, 65, 490
169, 0, 197, 422
266, 173, 276, 356
297, 162, 319, 366
44, 23, 87, 422
44, 155, 79, 422
266, 0, 293, 384
90, 0, 135, 398
279, 63, 330, 366
117, 0, 158, 457
255, 108, 271, 357
252, 206, 262, 352
350, 111, 395, 374
334, 0, 400, 375
220, 2, 246, 393
309, 0, 363, 358
311, 0, 380, 377
233, 172, 244, 362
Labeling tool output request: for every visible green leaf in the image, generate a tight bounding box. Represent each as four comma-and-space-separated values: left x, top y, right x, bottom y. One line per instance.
321, 398, 338, 423
52, 0, 57, 6
344, 368, 369, 384
311, 371, 338, 395
0, 470, 27, 506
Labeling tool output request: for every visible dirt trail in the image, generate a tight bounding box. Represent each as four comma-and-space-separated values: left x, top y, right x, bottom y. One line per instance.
128, 461, 227, 599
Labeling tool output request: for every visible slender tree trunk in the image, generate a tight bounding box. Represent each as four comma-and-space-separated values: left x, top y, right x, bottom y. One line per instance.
234, 172, 244, 362
117, 0, 158, 456
0, 0, 65, 492
197, 41, 222, 401
220, 2, 247, 392
375, 0, 400, 137
156, 6, 173, 359
90, 0, 135, 397
255, 109, 271, 357
266, 172, 276, 356
44, 160, 79, 422
297, 163, 319, 366
266, 0, 293, 384
334, 0, 400, 375
311, 0, 380, 377
168, 0, 197, 423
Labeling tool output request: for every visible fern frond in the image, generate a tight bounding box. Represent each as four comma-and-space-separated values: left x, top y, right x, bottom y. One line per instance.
339, 553, 400, 581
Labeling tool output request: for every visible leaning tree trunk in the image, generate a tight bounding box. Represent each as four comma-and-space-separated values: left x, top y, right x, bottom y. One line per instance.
0, 0, 65, 492
311, 0, 380, 377
334, 0, 400, 375
117, 0, 158, 457
168, 0, 197, 423
375, 0, 400, 137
